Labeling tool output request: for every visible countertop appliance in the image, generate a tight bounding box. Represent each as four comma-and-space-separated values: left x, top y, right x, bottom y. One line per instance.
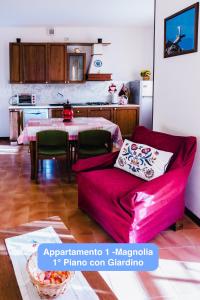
23, 108, 48, 126
10, 94, 36, 106
129, 80, 153, 129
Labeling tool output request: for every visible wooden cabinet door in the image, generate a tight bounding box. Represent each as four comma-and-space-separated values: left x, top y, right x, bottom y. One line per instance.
48, 44, 66, 83
50, 109, 63, 118
113, 107, 139, 138
88, 108, 112, 120
73, 108, 88, 117
9, 109, 21, 141
10, 43, 22, 83
22, 44, 47, 83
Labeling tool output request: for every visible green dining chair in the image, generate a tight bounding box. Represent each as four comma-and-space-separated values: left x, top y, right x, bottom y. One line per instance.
77, 129, 113, 159
35, 130, 71, 182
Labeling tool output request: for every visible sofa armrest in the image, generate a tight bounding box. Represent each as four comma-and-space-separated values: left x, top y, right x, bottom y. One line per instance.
119, 167, 188, 219
72, 151, 119, 173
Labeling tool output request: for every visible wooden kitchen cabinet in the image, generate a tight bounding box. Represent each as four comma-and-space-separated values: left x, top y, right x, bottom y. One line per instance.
10, 43, 86, 84
22, 44, 47, 83
67, 53, 86, 83
49, 109, 63, 118
9, 105, 139, 142
50, 107, 88, 118
47, 44, 66, 83
9, 44, 22, 83
9, 41, 112, 84
9, 109, 22, 142
10, 43, 47, 83
88, 107, 112, 120
73, 108, 88, 117
10, 43, 65, 84
113, 107, 139, 138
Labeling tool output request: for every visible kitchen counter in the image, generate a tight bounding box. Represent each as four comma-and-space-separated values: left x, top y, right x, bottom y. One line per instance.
9, 104, 139, 142
9, 104, 139, 109
9, 103, 140, 142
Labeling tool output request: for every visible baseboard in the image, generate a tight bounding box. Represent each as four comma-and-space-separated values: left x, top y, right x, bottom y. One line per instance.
0, 137, 9, 140
185, 208, 200, 226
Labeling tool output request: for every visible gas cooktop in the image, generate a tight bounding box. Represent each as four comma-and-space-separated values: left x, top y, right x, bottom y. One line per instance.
86, 102, 110, 106
49, 103, 83, 106
49, 102, 110, 107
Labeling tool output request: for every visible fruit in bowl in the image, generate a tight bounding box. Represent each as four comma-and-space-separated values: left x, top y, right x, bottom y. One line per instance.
27, 252, 74, 298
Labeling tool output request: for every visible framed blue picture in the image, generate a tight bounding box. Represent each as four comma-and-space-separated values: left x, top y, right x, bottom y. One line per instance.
164, 2, 199, 58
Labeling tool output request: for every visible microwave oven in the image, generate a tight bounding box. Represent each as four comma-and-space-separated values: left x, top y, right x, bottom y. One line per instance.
12, 94, 36, 106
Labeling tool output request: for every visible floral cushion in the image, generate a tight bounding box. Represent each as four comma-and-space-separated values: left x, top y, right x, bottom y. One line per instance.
114, 140, 173, 181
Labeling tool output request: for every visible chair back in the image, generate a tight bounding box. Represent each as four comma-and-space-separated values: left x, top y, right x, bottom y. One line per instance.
131, 126, 197, 172
36, 130, 69, 148
78, 130, 112, 151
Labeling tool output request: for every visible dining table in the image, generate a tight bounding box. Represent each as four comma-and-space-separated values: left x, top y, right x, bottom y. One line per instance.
17, 117, 123, 180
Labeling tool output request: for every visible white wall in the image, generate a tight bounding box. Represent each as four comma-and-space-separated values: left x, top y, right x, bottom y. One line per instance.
154, 0, 200, 217
0, 26, 154, 137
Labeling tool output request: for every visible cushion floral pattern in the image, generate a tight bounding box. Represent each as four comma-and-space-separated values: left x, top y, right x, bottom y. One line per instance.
114, 140, 173, 181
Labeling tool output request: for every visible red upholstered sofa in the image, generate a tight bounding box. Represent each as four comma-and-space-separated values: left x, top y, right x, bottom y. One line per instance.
73, 126, 197, 243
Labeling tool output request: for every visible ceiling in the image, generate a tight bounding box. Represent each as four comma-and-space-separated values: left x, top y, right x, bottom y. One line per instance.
0, 0, 154, 27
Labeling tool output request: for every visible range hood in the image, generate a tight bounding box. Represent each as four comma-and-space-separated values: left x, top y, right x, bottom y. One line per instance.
87, 44, 112, 81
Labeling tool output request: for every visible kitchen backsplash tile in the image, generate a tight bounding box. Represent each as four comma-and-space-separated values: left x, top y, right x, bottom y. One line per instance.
11, 81, 127, 104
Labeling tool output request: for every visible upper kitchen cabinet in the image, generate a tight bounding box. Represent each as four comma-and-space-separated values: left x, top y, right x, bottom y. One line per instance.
10, 43, 22, 83
9, 42, 109, 83
10, 43, 66, 84
10, 43, 47, 83
22, 44, 47, 83
67, 53, 86, 83
47, 44, 66, 83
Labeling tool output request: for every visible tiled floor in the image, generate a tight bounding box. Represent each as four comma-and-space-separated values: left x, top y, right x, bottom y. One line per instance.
0, 143, 200, 300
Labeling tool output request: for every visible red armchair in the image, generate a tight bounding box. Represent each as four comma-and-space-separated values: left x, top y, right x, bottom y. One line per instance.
73, 126, 196, 243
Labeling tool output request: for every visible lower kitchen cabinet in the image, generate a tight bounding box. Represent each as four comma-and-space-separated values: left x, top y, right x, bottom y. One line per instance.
73, 108, 88, 117
50, 107, 88, 118
9, 109, 22, 142
113, 107, 139, 139
49, 109, 63, 118
88, 108, 112, 120
9, 106, 139, 142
